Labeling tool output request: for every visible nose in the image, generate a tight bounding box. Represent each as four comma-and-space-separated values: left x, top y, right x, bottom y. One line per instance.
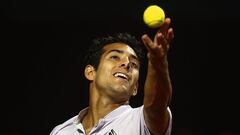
120, 57, 131, 69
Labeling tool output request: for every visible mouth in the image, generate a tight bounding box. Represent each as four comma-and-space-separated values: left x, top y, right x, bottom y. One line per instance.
113, 72, 129, 80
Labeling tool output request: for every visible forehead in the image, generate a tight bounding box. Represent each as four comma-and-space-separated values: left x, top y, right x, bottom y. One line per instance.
102, 43, 137, 57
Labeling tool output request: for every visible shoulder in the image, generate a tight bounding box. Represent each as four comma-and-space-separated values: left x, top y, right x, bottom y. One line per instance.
50, 116, 79, 135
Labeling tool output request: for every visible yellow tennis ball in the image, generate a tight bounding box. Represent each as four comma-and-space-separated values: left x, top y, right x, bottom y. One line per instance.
143, 5, 165, 28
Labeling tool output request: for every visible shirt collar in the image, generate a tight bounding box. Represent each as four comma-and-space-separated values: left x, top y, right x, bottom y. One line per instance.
77, 107, 89, 123
76, 105, 131, 123
103, 105, 131, 120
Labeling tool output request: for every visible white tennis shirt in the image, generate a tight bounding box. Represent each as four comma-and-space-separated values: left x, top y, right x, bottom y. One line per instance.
50, 105, 172, 135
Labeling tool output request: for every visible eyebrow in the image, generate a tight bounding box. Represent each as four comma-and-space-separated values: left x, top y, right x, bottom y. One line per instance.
106, 49, 139, 61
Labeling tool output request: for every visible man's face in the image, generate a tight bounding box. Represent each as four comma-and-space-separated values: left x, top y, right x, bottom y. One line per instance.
93, 43, 140, 101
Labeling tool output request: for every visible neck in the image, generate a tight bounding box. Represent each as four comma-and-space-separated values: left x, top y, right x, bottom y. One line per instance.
82, 85, 129, 134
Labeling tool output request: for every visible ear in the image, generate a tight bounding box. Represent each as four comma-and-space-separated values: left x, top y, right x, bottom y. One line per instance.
132, 81, 138, 96
84, 65, 95, 81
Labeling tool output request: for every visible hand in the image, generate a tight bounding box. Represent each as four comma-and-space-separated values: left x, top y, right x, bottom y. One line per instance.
141, 18, 174, 71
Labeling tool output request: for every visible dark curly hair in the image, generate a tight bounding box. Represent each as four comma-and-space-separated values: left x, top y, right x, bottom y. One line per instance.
84, 32, 146, 70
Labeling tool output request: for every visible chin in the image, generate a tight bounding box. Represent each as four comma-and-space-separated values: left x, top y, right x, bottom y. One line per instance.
109, 82, 133, 96
114, 87, 133, 98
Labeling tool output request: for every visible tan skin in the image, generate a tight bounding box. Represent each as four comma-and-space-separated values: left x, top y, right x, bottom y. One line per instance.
83, 18, 174, 135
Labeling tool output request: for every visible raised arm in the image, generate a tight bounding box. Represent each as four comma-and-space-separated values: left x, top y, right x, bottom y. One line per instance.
141, 18, 174, 135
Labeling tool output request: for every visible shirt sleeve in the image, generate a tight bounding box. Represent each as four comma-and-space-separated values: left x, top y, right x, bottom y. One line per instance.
165, 107, 172, 135
139, 105, 172, 135
49, 116, 80, 135
49, 125, 60, 135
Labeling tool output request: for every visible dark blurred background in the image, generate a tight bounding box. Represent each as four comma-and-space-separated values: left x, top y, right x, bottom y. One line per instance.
1, 0, 240, 135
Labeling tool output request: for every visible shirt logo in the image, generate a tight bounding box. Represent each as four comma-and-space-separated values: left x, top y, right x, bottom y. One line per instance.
108, 129, 117, 135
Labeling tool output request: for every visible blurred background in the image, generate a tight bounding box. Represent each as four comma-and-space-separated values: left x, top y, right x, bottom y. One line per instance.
1, 0, 240, 135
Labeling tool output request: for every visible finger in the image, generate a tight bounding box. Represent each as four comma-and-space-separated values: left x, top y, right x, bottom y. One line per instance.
159, 18, 171, 36
156, 33, 169, 52
155, 32, 162, 46
141, 34, 155, 53
166, 28, 174, 43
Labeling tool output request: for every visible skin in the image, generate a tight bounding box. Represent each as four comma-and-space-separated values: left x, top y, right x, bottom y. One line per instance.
83, 18, 174, 135
141, 18, 174, 135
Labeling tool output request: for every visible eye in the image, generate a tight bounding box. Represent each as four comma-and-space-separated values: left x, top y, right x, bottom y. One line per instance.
110, 56, 120, 60
131, 62, 139, 69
